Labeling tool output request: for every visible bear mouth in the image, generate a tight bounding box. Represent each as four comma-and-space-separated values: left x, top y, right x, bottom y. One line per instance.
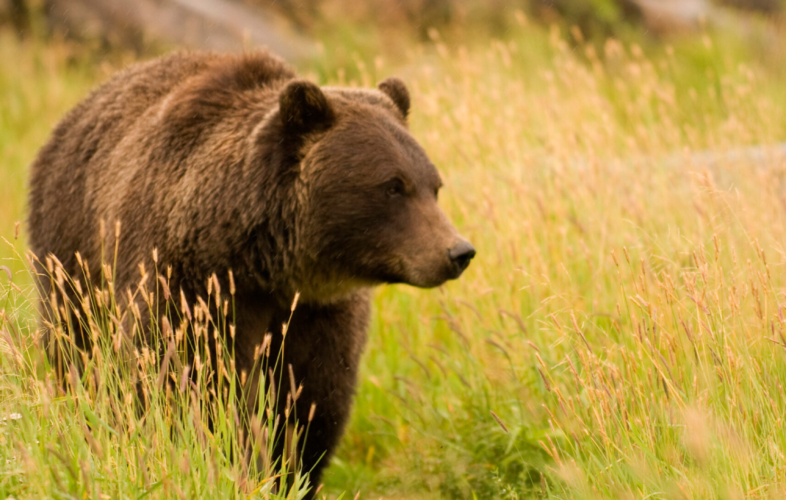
401, 263, 470, 289
376, 250, 474, 289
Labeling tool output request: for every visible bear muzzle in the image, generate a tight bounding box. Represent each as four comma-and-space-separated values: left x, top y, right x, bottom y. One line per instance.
399, 237, 475, 288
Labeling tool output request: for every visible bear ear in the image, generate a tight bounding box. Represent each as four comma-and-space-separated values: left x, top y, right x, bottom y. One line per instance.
378, 77, 410, 118
279, 80, 335, 135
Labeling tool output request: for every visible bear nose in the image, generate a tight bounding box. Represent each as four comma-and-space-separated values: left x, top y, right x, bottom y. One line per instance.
448, 240, 476, 272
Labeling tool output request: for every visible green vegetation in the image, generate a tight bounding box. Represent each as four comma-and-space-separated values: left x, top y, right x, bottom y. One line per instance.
4, 11, 786, 499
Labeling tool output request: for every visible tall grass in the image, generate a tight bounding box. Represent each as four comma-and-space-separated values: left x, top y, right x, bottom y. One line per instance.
3, 13, 786, 499
323, 16, 786, 499
2, 252, 313, 498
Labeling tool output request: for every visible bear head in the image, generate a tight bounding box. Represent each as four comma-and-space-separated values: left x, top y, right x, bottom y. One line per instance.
272, 77, 475, 298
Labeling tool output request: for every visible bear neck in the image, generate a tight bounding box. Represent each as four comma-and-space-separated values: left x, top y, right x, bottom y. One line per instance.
238, 112, 370, 306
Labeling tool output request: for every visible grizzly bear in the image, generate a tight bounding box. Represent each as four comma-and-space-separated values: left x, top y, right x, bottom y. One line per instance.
28, 50, 474, 493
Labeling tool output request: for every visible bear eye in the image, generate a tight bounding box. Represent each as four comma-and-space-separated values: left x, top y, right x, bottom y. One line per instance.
385, 178, 406, 197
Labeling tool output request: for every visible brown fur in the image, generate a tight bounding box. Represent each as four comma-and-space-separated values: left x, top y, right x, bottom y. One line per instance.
28, 50, 473, 494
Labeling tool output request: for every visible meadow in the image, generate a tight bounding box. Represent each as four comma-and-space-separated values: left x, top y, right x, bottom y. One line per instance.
3, 11, 786, 499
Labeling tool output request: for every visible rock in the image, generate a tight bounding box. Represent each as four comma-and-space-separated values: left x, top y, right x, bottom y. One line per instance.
45, 0, 314, 60
632, 0, 711, 33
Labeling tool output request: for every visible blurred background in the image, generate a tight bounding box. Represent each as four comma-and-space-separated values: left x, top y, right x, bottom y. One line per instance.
2, 0, 786, 62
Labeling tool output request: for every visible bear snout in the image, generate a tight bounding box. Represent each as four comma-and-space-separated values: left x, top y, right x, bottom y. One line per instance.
447, 239, 476, 276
